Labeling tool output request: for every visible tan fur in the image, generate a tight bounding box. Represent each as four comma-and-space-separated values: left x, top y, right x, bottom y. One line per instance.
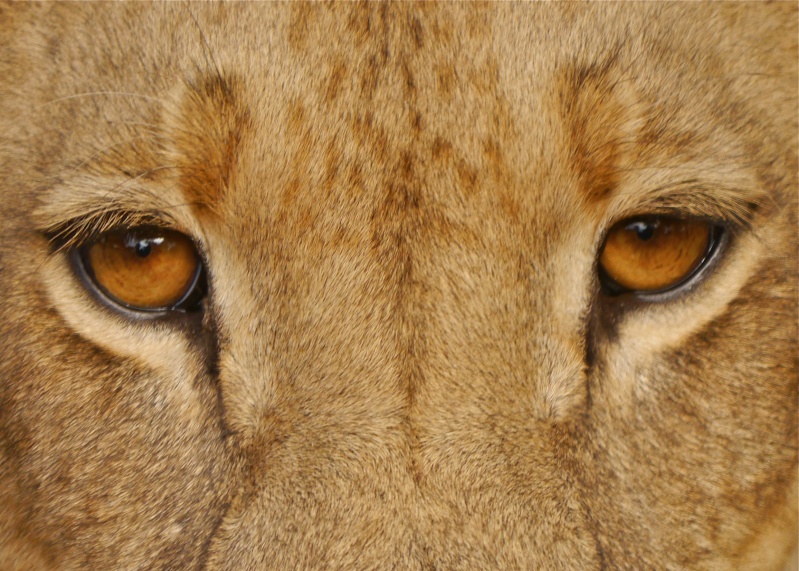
1, 3, 797, 569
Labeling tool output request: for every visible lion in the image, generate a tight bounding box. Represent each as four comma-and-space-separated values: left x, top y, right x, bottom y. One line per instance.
0, 2, 796, 569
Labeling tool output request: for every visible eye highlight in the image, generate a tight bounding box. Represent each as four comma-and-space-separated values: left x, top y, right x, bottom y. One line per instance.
599, 216, 719, 294
78, 227, 205, 312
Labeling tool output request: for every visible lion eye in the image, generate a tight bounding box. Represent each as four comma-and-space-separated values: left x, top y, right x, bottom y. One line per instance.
78, 227, 204, 311
599, 216, 719, 294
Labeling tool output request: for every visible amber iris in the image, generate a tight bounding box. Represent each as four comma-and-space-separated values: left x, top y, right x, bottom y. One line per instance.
599, 216, 712, 293
82, 228, 200, 309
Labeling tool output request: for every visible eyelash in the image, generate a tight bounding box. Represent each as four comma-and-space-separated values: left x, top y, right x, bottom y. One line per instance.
53, 208, 738, 317
46, 211, 172, 255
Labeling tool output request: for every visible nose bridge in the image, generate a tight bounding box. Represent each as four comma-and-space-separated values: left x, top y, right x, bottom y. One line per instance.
207, 170, 593, 568
203, 5, 596, 564
213, 151, 589, 504
206, 3, 590, 465
212, 225, 410, 447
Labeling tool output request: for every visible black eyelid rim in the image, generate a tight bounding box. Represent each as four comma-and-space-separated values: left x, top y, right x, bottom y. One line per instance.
71, 226, 207, 315
599, 220, 727, 298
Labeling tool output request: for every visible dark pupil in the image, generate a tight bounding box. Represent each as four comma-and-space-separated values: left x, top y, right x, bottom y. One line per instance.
134, 240, 152, 258
628, 221, 656, 241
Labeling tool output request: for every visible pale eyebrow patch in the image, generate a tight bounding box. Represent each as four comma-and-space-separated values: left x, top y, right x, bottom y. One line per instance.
33, 172, 201, 252
34, 67, 253, 251
555, 37, 776, 231
605, 165, 771, 231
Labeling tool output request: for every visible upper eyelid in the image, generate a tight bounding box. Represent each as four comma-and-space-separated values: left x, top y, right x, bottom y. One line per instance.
33, 174, 198, 249
603, 211, 734, 235
598, 185, 761, 241
39, 177, 759, 250
605, 176, 763, 217
43, 210, 181, 254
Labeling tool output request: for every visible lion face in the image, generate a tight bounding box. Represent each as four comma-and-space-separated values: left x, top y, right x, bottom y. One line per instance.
1, 3, 796, 569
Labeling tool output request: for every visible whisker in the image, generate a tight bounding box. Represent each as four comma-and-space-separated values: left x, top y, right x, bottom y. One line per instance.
183, 2, 224, 82
38, 91, 165, 109
70, 133, 170, 172
104, 165, 182, 196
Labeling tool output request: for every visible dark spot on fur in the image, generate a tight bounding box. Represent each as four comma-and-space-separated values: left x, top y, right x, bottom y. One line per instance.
288, 3, 314, 52
456, 159, 478, 193
287, 99, 306, 134
323, 140, 340, 193
411, 111, 422, 133
431, 137, 452, 162
352, 112, 388, 163
402, 59, 416, 97
559, 54, 630, 207
482, 138, 504, 180
47, 35, 61, 59
174, 74, 251, 221
436, 64, 456, 99
409, 15, 424, 49
324, 60, 347, 104
360, 55, 382, 101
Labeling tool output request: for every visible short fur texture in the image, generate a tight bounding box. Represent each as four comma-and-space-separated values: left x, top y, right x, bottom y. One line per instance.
0, 3, 796, 569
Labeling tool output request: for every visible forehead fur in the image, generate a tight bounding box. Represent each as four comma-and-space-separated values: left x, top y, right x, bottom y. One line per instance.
141, 2, 791, 236
0, 2, 796, 570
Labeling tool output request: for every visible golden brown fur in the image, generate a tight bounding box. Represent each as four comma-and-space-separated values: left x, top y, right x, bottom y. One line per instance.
0, 3, 796, 569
